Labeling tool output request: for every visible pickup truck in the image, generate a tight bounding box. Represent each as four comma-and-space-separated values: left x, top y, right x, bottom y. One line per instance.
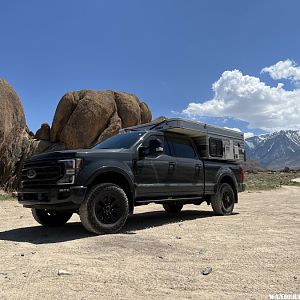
18, 120, 246, 234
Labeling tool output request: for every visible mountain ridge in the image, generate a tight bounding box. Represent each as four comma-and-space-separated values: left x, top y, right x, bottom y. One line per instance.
245, 130, 300, 170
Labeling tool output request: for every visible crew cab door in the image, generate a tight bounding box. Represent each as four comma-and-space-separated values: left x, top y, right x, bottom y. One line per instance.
165, 133, 204, 196
135, 133, 177, 197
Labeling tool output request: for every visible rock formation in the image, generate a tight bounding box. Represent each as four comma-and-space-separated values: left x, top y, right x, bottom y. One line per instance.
34, 123, 50, 140
0, 79, 36, 191
45, 90, 152, 150
0, 80, 152, 191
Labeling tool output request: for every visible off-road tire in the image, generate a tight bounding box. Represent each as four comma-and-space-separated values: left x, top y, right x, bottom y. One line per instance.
211, 183, 235, 215
162, 203, 183, 213
31, 209, 73, 226
79, 183, 129, 234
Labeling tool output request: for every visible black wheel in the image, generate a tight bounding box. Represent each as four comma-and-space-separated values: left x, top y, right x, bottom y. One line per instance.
162, 203, 183, 213
79, 183, 129, 234
211, 183, 235, 215
31, 209, 73, 226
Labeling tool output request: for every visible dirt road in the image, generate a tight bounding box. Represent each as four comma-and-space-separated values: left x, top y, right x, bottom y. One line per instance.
0, 186, 299, 300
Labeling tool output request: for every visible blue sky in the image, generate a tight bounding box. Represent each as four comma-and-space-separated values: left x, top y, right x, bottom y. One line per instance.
1, 0, 300, 136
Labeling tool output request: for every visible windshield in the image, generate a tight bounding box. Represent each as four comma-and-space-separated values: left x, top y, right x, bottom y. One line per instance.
93, 131, 146, 149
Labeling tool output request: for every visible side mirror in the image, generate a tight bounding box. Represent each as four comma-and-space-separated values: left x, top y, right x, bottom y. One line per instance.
149, 139, 164, 155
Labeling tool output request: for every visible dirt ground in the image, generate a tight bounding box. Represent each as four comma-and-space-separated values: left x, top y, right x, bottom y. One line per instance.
0, 186, 299, 300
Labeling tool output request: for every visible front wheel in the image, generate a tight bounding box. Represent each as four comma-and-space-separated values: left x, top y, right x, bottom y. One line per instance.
211, 183, 235, 215
79, 183, 129, 234
31, 209, 73, 226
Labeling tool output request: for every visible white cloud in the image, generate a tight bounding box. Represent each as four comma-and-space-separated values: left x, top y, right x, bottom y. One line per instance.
224, 127, 254, 139
182, 66, 300, 131
224, 126, 241, 132
244, 132, 254, 139
261, 59, 300, 82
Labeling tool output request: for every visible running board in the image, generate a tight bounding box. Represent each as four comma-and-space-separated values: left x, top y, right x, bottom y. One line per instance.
135, 196, 204, 205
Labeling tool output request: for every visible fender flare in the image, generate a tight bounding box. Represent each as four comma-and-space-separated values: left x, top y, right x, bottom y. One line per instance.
214, 169, 239, 203
85, 166, 135, 196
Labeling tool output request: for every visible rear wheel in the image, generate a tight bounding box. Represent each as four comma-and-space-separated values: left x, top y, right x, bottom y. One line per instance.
163, 203, 183, 213
31, 209, 73, 226
79, 183, 129, 234
211, 183, 235, 215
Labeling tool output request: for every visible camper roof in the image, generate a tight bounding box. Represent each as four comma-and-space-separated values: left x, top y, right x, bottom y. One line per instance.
122, 118, 244, 140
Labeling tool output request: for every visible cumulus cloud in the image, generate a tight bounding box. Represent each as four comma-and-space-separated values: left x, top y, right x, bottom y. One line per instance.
224, 126, 242, 132
261, 59, 300, 82
182, 65, 300, 131
224, 127, 254, 139
244, 132, 254, 139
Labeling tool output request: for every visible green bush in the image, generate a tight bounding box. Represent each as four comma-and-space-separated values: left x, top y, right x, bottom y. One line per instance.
245, 171, 300, 191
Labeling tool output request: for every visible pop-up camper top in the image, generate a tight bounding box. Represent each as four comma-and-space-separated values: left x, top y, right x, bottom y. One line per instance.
123, 118, 245, 162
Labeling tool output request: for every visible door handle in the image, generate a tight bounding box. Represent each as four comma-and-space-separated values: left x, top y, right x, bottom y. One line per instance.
195, 164, 201, 176
168, 162, 176, 174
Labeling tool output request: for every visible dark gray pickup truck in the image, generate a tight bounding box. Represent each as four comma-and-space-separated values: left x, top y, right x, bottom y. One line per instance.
18, 118, 246, 234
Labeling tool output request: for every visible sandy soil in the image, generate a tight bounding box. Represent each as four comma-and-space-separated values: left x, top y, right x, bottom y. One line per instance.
0, 186, 299, 300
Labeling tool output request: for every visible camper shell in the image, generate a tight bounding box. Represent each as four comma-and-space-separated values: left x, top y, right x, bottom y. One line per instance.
122, 118, 245, 162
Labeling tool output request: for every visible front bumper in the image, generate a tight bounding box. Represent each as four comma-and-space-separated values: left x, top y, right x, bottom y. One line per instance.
17, 185, 87, 209
238, 183, 246, 193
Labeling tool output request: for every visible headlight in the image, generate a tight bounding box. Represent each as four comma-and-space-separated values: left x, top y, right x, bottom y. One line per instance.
57, 159, 83, 184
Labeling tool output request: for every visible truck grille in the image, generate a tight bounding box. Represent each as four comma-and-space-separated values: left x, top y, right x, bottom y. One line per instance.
21, 160, 63, 187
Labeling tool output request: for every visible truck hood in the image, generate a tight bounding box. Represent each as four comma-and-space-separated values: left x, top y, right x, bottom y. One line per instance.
29, 148, 126, 161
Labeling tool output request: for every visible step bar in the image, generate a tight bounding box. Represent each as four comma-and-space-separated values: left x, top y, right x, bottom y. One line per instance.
135, 196, 207, 205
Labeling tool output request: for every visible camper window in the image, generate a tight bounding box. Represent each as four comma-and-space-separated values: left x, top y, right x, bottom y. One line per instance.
209, 138, 223, 157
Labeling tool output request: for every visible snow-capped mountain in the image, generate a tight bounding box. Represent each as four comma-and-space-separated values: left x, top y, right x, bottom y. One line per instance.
245, 130, 300, 170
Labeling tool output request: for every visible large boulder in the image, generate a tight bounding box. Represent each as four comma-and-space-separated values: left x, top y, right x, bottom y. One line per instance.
50, 90, 152, 149
139, 102, 152, 124
113, 91, 141, 127
0, 79, 36, 191
34, 123, 50, 140
50, 91, 82, 143
59, 91, 116, 149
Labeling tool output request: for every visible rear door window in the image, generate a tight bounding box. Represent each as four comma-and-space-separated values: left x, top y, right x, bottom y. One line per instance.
167, 135, 196, 159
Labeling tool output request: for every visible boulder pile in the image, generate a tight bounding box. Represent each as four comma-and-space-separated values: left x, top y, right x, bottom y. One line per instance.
0, 79, 152, 190
38, 90, 151, 151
